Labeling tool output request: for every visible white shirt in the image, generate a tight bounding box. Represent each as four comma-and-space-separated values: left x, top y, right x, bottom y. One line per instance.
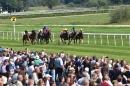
46, 80, 50, 86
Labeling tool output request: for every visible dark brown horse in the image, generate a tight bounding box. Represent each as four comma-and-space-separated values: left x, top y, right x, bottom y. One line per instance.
68, 31, 77, 45
75, 30, 84, 44
22, 30, 30, 46
29, 30, 37, 45
38, 29, 52, 44
60, 30, 69, 44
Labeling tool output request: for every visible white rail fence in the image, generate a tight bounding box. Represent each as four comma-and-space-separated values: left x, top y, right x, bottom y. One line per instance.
0, 31, 130, 46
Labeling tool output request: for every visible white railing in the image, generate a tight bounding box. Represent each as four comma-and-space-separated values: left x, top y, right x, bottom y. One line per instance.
0, 31, 130, 46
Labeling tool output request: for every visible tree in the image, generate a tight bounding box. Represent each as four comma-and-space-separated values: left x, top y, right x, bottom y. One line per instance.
42, 0, 60, 9
0, 0, 29, 12
110, 6, 130, 23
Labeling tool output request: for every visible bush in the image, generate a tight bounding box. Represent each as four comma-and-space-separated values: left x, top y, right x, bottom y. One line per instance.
67, 2, 75, 7
110, 6, 130, 23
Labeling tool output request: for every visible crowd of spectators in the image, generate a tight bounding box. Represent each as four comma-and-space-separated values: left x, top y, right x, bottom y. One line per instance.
0, 47, 130, 86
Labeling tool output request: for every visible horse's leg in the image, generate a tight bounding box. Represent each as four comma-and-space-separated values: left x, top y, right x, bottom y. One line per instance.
50, 37, 52, 42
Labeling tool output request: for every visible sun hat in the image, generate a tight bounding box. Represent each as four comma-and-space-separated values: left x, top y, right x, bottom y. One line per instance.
85, 67, 89, 72
44, 74, 52, 77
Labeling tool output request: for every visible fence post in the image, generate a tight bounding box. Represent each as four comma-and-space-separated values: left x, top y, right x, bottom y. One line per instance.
11, 32, 12, 40
114, 35, 116, 45
94, 35, 96, 44
107, 35, 109, 45
88, 35, 89, 44
7, 32, 8, 40
100, 35, 102, 45
121, 35, 123, 46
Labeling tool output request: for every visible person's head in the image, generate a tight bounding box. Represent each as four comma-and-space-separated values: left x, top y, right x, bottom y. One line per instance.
38, 79, 45, 86
4, 59, 8, 64
127, 78, 130, 84
59, 76, 65, 83
103, 75, 110, 81
81, 78, 89, 86
91, 73, 97, 81
44, 74, 52, 81
114, 64, 119, 69
35, 67, 40, 73
29, 79, 34, 85
117, 75, 122, 82
65, 77, 71, 84
17, 75, 23, 81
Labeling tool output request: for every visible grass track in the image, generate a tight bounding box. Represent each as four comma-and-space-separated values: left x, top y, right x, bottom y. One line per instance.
0, 13, 130, 63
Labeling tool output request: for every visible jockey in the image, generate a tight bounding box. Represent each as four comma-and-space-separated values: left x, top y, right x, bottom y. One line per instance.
71, 27, 77, 33
64, 28, 68, 33
25, 30, 28, 35
79, 29, 83, 33
61, 29, 65, 34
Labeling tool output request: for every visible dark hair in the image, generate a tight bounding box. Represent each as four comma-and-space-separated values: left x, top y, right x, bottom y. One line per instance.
58, 76, 64, 82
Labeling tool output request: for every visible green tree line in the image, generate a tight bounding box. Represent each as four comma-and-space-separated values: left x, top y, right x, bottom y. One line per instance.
0, 0, 130, 12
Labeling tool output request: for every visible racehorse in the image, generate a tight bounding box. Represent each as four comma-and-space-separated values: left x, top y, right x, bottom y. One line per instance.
68, 31, 77, 45
37, 30, 43, 44
38, 29, 52, 44
22, 30, 30, 46
43, 30, 52, 44
60, 30, 69, 44
29, 30, 37, 45
75, 31, 84, 44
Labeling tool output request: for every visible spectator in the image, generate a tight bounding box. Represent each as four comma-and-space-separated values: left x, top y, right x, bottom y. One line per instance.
0, 46, 3, 52
44, 74, 52, 86
55, 53, 64, 79
48, 53, 56, 81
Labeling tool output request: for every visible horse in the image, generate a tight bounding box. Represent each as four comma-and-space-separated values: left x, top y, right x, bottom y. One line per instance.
43, 30, 52, 44
22, 31, 30, 46
37, 30, 43, 44
60, 31, 69, 44
39, 30, 52, 44
29, 30, 37, 45
75, 31, 84, 44
68, 31, 77, 45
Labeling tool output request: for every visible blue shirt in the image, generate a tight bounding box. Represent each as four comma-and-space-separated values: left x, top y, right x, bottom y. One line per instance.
0, 48, 2, 52
55, 57, 63, 68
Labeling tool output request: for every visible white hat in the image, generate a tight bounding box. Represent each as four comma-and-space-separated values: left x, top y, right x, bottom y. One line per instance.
44, 74, 52, 77
85, 67, 89, 72
69, 67, 75, 71
64, 28, 67, 30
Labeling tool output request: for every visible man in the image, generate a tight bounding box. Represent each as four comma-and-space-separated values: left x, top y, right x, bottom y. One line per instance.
44, 74, 52, 86
48, 53, 56, 82
55, 53, 64, 79
71, 27, 76, 33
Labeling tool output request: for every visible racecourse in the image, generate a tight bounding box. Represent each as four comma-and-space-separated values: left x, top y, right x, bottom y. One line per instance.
0, 13, 130, 63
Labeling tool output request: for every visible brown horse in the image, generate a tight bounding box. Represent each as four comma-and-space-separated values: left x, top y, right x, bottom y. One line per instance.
29, 30, 37, 45
60, 30, 69, 44
22, 30, 30, 46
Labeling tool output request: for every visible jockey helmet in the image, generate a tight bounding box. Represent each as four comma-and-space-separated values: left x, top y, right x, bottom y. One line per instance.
80, 29, 83, 31
65, 28, 67, 30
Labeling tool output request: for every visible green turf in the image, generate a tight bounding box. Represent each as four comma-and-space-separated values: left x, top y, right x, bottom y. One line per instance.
0, 13, 110, 25
0, 13, 130, 63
